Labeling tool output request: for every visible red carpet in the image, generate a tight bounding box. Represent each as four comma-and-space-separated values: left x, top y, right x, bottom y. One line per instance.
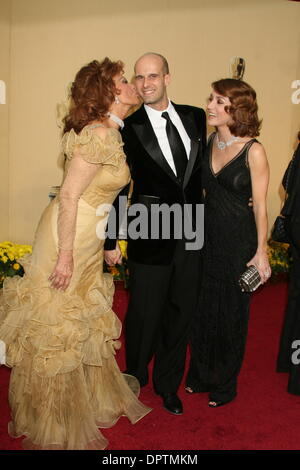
1, 281, 299, 450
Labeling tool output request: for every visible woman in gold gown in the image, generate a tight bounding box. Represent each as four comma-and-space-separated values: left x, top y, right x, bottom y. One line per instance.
0, 58, 151, 450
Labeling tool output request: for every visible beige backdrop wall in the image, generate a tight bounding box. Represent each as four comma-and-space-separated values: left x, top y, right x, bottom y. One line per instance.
0, 0, 11, 240
1, 0, 300, 244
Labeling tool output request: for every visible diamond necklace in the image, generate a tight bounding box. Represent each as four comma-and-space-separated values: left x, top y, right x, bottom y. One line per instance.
216, 133, 240, 150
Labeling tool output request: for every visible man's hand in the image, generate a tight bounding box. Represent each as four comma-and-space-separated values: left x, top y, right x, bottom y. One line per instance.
104, 241, 122, 266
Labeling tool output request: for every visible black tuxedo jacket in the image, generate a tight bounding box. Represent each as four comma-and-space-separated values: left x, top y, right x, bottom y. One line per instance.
105, 103, 206, 265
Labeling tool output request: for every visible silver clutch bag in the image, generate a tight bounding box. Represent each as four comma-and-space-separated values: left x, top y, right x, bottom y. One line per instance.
238, 265, 261, 292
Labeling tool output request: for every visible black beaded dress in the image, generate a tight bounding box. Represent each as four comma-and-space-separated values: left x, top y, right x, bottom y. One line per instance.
276, 143, 300, 394
187, 133, 258, 402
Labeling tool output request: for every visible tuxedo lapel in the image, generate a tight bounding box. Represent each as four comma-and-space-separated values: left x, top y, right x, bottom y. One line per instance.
183, 139, 199, 188
173, 104, 201, 188
174, 105, 199, 142
131, 106, 179, 185
129, 104, 201, 187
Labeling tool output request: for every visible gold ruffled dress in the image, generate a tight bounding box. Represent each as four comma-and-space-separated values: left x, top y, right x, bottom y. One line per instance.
0, 125, 151, 450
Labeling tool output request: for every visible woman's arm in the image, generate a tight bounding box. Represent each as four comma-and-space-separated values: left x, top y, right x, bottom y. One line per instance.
49, 155, 100, 291
247, 142, 271, 283
49, 126, 111, 291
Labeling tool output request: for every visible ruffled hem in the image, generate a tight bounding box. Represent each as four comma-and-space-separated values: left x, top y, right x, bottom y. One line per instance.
9, 421, 109, 451
6, 360, 151, 450
0, 254, 152, 450
0, 254, 121, 375
0, 339, 6, 365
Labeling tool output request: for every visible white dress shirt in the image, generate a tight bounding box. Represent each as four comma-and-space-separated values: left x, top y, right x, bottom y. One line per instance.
144, 100, 191, 176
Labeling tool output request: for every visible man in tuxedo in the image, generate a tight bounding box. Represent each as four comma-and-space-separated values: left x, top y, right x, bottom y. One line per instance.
104, 53, 206, 415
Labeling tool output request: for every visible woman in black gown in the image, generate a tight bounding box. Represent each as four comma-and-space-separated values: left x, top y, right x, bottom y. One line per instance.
186, 79, 271, 407
277, 132, 300, 393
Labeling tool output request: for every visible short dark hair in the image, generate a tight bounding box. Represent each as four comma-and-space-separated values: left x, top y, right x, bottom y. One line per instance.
212, 78, 262, 137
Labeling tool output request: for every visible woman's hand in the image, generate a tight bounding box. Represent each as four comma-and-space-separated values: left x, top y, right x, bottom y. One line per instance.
104, 242, 122, 266
48, 250, 74, 291
247, 250, 271, 284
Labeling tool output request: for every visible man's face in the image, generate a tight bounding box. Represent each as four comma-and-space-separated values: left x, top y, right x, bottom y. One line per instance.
134, 55, 170, 110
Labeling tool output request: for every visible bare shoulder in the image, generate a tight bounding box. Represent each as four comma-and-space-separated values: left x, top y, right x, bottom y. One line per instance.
248, 141, 267, 162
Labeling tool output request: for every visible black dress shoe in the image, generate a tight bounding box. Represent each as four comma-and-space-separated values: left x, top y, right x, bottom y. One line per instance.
160, 393, 183, 415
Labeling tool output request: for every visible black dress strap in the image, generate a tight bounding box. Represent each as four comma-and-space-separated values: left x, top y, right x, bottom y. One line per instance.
245, 138, 259, 167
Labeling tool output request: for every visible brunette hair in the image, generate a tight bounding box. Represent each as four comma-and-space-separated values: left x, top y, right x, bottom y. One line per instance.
212, 78, 262, 137
63, 58, 124, 134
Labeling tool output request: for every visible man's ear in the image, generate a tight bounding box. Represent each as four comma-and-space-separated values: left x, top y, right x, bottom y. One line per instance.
165, 74, 171, 86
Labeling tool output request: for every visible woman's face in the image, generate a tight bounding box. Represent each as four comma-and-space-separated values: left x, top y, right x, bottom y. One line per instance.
207, 89, 232, 127
114, 73, 140, 106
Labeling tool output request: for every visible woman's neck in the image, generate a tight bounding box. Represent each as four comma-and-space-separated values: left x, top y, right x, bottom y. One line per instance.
215, 126, 234, 142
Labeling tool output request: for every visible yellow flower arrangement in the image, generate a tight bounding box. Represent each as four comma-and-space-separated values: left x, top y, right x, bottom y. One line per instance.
119, 240, 128, 259
0, 241, 32, 287
267, 240, 291, 281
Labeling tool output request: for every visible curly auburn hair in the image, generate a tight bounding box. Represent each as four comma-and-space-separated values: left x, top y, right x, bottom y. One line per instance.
63, 58, 124, 134
212, 78, 262, 138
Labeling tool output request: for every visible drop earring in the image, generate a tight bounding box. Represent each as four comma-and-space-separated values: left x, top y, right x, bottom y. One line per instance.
115, 96, 120, 104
